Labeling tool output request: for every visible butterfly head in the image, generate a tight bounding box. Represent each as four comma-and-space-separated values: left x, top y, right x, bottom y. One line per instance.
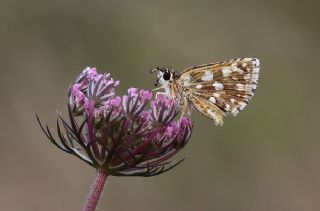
150, 67, 175, 87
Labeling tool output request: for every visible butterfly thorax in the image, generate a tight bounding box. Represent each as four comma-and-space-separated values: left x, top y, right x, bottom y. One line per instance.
154, 67, 183, 101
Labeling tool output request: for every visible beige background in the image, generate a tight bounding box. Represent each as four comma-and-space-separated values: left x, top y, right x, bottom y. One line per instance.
1, 0, 320, 210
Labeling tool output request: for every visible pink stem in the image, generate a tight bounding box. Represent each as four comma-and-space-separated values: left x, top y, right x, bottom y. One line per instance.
83, 170, 108, 211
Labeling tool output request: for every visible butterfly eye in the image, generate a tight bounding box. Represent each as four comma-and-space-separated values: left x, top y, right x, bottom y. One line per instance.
163, 72, 171, 81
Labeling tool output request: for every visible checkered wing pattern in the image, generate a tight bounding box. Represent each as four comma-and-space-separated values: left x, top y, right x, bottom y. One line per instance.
179, 58, 260, 126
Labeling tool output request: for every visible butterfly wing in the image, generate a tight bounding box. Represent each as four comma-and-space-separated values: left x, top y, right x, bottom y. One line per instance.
189, 94, 225, 126
180, 58, 260, 125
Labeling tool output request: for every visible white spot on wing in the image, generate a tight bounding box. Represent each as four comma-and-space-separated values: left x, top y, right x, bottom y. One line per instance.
244, 73, 259, 82
209, 97, 216, 104
201, 71, 213, 81
213, 81, 224, 90
208, 109, 216, 118
236, 83, 256, 91
252, 67, 260, 73
244, 74, 251, 80
231, 107, 239, 115
222, 68, 232, 77
236, 84, 244, 90
196, 84, 202, 89
239, 102, 247, 110
255, 58, 260, 67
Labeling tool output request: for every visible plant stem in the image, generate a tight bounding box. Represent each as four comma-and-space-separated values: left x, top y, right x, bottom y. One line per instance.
83, 170, 108, 211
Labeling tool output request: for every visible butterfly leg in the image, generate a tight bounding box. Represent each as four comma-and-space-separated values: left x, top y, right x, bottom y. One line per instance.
152, 86, 166, 92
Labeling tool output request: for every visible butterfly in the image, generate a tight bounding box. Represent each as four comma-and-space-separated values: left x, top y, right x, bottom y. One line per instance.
150, 58, 260, 126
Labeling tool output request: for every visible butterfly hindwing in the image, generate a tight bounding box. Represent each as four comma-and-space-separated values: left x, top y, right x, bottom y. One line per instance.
189, 94, 225, 126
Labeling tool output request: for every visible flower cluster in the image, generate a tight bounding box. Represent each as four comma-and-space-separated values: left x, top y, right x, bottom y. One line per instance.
38, 67, 193, 176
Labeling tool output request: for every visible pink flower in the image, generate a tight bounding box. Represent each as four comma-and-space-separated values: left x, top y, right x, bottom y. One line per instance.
38, 67, 193, 177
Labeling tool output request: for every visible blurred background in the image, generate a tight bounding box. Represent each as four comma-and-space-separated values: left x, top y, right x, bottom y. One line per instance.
1, 0, 320, 210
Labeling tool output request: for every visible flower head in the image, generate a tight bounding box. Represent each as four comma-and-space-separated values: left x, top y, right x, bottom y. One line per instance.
38, 67, 193, 177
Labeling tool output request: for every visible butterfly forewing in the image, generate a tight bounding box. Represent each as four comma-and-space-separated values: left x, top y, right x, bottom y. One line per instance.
179, 58, 260, 125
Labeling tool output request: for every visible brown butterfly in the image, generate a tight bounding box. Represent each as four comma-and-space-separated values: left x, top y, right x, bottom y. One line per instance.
150, 58, 260, 126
